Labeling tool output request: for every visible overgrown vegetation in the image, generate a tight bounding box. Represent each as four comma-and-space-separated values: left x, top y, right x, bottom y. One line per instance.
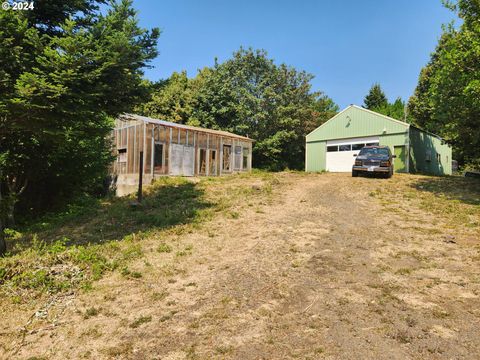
0, 0, 160, 248
408, 0, 480, 168
0, 172, 281, 301
371, 174, 480, 231
137, 48, 339, 170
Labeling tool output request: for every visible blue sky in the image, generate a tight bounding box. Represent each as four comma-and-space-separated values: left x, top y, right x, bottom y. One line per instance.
132, 0, 456, 109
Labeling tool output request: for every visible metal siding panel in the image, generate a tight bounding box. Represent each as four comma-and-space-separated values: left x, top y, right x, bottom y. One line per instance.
307, 106, 408, 142
409, 128, 452, 175
306, 141, 326, 172
378, 133, 409, 156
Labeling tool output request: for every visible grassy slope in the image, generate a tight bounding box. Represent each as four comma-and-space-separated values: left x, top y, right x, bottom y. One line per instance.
1, 172, 478, 302
0, 171, 281, 303
370, 174, 480, 236
1, 172, 479, 358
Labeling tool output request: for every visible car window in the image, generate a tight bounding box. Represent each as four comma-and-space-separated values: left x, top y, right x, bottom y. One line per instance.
359, 147, 389, 156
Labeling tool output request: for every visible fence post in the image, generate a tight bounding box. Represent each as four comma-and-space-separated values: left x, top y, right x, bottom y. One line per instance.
138, 151, 143, 203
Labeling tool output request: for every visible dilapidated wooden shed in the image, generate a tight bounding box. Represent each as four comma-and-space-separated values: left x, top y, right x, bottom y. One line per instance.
112, 114, 253, 195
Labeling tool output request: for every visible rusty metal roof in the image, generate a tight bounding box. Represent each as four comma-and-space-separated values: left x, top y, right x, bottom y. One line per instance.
118, 114, 254, 142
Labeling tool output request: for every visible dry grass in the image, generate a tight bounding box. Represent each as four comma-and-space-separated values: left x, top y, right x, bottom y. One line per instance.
1, 172, 479, 359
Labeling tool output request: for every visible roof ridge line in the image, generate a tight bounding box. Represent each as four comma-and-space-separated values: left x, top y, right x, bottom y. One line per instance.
119, 113, 254, 142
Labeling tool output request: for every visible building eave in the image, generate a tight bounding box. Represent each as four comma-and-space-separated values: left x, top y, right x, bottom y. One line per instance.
118, 113, 254, 142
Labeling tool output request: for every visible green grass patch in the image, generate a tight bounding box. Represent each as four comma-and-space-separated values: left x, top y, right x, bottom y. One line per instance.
375, 175, 480, 231
84, 307, 101, 319
157, 243, 173, 253
1, 171, 282, 301
129, 315, 152, 328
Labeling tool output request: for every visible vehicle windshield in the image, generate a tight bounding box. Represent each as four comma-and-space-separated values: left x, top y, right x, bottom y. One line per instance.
358, 147, 389, 157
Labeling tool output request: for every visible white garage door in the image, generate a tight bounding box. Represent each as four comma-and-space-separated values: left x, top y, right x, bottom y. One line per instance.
326, 136, 379, 172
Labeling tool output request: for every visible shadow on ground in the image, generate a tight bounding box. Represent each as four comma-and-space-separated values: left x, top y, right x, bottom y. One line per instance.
410, 176, 480, 206
6, 180, 212, 254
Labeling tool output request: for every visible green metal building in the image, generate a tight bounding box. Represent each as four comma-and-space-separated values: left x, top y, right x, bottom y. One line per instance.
305, 105, 452, 175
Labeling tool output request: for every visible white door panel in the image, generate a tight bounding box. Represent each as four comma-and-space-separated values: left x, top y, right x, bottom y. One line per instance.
182, 147, 195, 176
169, 144, 183, 175
326, 151, 357, 172
326, 136, 379, 172
170, 144, 195, 176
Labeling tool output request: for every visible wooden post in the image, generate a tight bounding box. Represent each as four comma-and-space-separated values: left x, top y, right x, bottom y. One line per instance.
143, 122, 146, 176
206, 134, 210, 176
133, 125, 137, 174
0, 177, 6, 256
138, 151, 143, 203
169, 127, 173, 175
219, 137, 223, 176
151, 127, 154, 177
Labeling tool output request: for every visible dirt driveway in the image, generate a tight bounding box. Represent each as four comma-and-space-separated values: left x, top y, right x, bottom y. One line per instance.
3, 173, 480, 359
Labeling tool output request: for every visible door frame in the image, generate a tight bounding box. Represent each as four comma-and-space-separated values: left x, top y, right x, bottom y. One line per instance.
325, 136, 379, 172
393, 145, 408, 173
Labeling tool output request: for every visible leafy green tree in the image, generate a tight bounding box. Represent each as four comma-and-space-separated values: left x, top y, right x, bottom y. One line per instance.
374, 97, 408, 121
192, 48, 337, 170
363, 83, 388, 110
136, 71, 197, 124
0, 0, 159, 242
140, 48, 337, 170
408, 0, 480, 167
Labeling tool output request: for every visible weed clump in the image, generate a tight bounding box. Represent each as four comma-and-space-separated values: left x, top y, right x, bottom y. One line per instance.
129, 315, 152, 328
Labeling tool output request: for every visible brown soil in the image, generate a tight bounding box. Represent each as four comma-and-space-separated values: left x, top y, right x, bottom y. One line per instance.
1, 173, 479, 359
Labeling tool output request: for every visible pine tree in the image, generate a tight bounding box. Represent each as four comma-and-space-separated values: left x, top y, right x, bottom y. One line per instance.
0, 0, 160, 241
363, 83, 388, 110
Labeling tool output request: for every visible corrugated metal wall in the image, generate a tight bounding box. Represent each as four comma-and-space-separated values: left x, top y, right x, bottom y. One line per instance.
306, 106, 408, 143
305, 141, 326, 172
409, 128, 452, 175
305, 106, 409, 172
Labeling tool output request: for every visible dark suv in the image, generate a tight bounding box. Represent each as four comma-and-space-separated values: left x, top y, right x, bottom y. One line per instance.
352, 146, 396, 178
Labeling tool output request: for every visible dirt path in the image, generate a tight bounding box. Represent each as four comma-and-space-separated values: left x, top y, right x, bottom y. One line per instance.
5, 173, 480, 359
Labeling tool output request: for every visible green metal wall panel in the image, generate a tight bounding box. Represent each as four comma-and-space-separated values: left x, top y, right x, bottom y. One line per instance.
378, 133, 409, 172
304, 105, 452, 175
409, 128, 452, 175
394, 146, 407, 172
305, 141, 326, 172
306, 105, 409, 143
378, 133, 409, 152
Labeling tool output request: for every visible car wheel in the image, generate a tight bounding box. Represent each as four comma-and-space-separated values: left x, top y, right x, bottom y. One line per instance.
352, 171, 358, 177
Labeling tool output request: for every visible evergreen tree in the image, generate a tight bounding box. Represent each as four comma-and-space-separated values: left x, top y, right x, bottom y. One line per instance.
363, 83, 388, 110
0, 0, 159, 251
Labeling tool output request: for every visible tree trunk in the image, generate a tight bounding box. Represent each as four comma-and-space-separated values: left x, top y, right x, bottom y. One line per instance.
0, 180, 5, 257
0, 228, 5, 257
6, 202, 15, 227
5, 176, 27, 228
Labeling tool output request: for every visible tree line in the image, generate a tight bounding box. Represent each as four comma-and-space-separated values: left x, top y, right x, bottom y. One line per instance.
136, 48, 338, 170
1, 0, 478, 255
363, 1, 479, 169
